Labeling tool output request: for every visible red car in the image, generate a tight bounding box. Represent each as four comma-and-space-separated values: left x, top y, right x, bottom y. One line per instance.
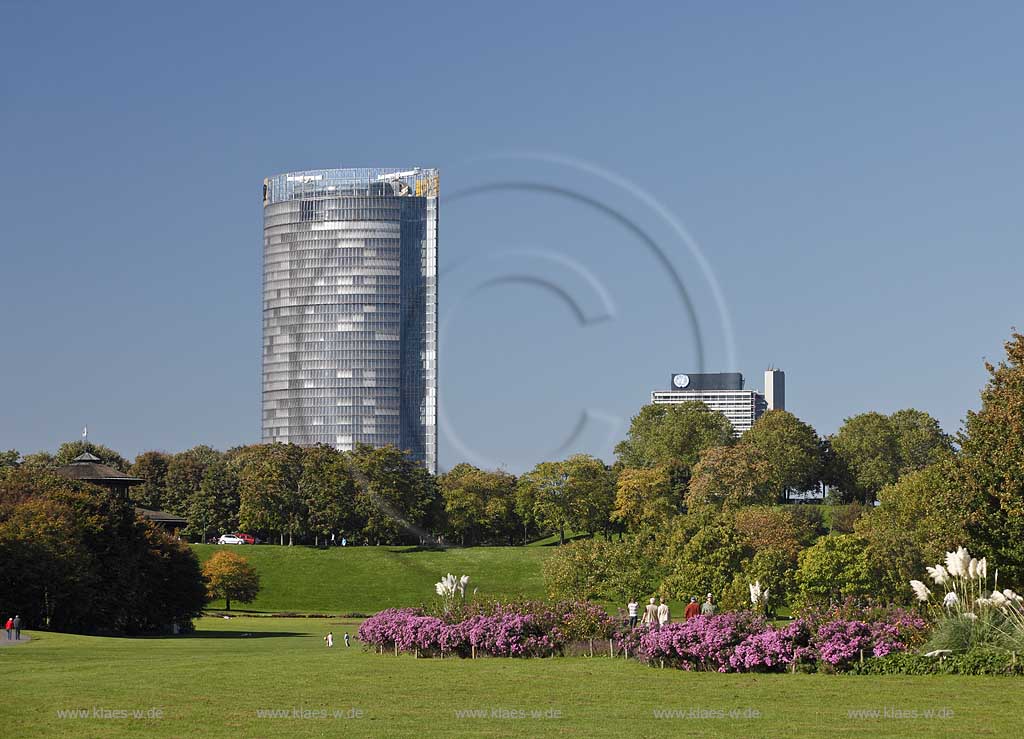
233, 533, 257, 545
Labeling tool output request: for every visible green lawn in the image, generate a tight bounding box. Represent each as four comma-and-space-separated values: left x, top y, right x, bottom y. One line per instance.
191, 544, 552, 614
3, 616, 1020, 738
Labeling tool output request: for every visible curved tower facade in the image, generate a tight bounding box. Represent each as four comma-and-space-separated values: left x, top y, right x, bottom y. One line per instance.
262, 168, 438, 473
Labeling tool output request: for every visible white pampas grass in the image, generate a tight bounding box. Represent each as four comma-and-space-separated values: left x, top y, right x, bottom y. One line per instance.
943, 591, 959, 608
945, 546, 971, 578
925, 565, 950, 585
435, 573, 471, 601
910, 580, 931, 602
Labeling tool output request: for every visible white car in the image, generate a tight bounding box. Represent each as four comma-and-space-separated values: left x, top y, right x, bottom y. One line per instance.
218, 534, 245, 545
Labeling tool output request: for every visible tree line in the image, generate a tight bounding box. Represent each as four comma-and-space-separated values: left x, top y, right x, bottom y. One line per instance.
2, 405, 951, 549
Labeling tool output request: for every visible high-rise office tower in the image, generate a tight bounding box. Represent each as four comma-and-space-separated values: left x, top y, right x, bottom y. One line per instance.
261, 168, 438, 473
764, 368, 785, 411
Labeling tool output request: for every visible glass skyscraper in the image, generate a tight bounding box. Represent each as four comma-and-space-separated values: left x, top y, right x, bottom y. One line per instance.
261, 168, 438, 473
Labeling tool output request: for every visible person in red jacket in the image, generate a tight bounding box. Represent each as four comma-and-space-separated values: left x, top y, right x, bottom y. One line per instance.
683, 597, 700, 620
4, 617, 12, 639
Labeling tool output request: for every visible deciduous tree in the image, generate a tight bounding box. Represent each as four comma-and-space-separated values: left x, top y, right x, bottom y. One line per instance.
203, 550, 260, 611
686, 445, 775, 510
615, 402, 734, 472
951, 331, 1024, 583
130, 451, 171, 510
741, 410, 822, 499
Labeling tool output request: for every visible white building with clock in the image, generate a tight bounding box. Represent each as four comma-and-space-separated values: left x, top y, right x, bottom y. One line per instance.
650, 369, 785, 436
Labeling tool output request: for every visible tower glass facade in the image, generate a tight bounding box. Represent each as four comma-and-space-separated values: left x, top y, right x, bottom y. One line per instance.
262, 168, 438, 472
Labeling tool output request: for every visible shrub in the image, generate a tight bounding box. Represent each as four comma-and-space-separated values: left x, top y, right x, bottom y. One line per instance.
542, 537, 660, 604
358, 600, 616, 658
795, 534, 874, 608
847, 651, 1024, 676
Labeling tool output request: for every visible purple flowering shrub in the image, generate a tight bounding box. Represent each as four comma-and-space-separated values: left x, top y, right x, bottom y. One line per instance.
358, 600, 615, 658
636, 612, 766, 671
628, 613, 914, 672
358, 601, 921, 669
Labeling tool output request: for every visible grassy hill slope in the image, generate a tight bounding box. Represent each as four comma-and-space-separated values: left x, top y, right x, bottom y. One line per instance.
192, 544, 552, 614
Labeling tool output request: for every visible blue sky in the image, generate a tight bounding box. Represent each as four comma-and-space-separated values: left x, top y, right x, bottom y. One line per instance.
1, 1, 1021, 472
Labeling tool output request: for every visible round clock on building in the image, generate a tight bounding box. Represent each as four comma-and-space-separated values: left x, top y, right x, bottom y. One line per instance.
672, 374, 690, 388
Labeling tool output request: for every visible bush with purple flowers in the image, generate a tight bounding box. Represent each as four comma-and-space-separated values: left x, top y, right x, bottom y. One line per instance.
358, 600, 616, 658
358, 599, 924, 669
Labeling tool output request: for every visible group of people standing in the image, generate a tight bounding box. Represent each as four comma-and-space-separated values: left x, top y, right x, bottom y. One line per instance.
4, 615, 22, 640
625, 594, 716, 628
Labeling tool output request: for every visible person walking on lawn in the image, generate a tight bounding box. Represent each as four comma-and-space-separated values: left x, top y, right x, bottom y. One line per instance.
4, 617, 11, 640
12, 615, 21, 640
684, 596, 700, 620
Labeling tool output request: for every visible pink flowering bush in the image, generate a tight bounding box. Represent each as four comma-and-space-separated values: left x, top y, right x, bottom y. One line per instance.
358, 600, 615, 658
359, 601, 920, 669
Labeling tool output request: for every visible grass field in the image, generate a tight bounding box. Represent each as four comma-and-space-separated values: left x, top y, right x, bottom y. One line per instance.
3, 616, 1021, 738
192, 544, 552, 613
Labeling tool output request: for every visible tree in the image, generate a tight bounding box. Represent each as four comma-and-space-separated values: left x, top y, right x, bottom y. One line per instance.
542, 536, 661, 603
829, 413, 900, 503
130, 451, 171, 510
660, 514, 747, 602
611, 465, 677, 533
951, 331, 1024, 584
830, 409, 951, 504
889, 408, 953, 472
19, 451, 54, 469
439, 464, 518, 545
516, 455, 614, 545
686, 445, 775, 510
188, 459, 240, 541
54, 440, 130, 471
164, 446, 222, 516
721, 548, 795, 617
794, 534, 873, 608
203, 550, 260, 611
0, 450, 19, 467
733, 505, 810, 564
0, 467, 206, 634
563, 454, 615, 537
236, 443, 304, 545
615, 402, 734, 472
741, 410, 822, 499
349, 444, 434, 545
302, 445, 359, 545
